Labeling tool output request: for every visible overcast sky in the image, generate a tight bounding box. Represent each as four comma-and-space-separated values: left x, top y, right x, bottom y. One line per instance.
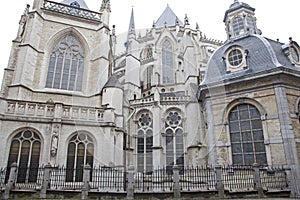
0, 0, 299, 84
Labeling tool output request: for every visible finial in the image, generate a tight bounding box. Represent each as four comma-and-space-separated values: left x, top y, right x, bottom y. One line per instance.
184, 14, 189, 25
196, 22, 199, 30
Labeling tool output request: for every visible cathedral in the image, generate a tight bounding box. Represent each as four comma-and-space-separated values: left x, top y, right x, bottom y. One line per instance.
0, 0, 299, 197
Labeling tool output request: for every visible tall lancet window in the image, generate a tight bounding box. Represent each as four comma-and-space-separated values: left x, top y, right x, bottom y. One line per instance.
165, 110, 184, 174
46, 34, 84, 91
66, 133, 94, 182
5, 129, 41, 183
137, 112, 153, 173
162, 39, 174, 84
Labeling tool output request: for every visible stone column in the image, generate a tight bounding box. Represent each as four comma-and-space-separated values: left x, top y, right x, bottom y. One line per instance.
40, 164, 52, 199
215, 165, 224, 198
173, 165, 181, 199
274, 86, 300, 197
206, 99, 216, 165
81, 165, 91, 200
252, 164, 263, 198
126, 165, 135, 200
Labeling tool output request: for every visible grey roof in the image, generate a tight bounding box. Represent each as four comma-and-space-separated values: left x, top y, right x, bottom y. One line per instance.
61, 0, 89, 10
156, 5, 183, 28
103, 74, 122, 89
224, 1, 255, 22
202, 34, 298, 85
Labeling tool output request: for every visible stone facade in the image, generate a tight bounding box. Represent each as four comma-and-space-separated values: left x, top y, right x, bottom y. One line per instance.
0, 0, 299, 197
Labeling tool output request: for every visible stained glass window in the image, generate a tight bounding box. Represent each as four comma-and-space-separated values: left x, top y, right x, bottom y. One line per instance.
66, 133, 94, 182
5, 130, 41, 183
137, 112, 153, 173
162, 40, 174, 84
46, 34, 84, 91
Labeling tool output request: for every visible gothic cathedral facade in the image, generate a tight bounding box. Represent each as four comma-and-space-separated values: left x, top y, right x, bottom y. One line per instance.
0, 0, 299, 196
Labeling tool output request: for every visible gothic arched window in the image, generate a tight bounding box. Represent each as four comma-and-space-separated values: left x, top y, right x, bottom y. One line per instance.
66, 132, 94, 182
165, 110, 184, 174
137, 112, 153, 173
229, 104, 267, 165
162, 40, 174, 84
46, 34, 85, 91
232, 16, 245, 36
5, 129, 41, 183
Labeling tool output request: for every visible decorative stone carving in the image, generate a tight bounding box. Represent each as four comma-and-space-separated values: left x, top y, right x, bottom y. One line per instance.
50, 124, 61, 157
16, 4, 30, 42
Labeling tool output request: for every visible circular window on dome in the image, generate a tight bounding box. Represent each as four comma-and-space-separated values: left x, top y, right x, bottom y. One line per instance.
228, 48, 243, 67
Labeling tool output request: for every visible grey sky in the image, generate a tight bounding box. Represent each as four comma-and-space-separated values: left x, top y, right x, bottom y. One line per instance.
0, 0, 299, 84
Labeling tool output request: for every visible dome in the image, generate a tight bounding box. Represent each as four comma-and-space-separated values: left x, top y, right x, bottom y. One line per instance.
223, 1, 255, 22
202, 35, 298, 85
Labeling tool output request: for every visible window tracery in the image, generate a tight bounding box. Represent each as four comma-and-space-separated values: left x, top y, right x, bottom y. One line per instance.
5, 129, 41, 183
137, 112, 153, 173
162, 40, 174, 84
165, 110, 184, 174
66, 132, 94, 182
46, 34, 85, 91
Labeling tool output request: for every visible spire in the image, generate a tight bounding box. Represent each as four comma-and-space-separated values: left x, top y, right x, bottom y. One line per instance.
100, 0, 111, 12
125, 7, 136, 50
128, 7, 136, 35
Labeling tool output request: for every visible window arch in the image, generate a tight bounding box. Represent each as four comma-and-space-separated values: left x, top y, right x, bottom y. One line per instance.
228, 104, 267, 165
165, 110, 184, 174
5, 129, 41, 183
66, 132, 94, 182
137, 111, 153, 173
46, 34, 85, 91
162, 39, 174, 84
232, 16, 245, 36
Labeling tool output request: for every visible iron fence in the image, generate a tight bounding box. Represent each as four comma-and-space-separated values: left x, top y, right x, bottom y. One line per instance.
50, 166, 83, 190
134, 168, 173, 192
222, 165, 254, 192
14, 166, 44, 190
260, 166, 289, 191
180, 166, 216, 191
90, 166, 125, 192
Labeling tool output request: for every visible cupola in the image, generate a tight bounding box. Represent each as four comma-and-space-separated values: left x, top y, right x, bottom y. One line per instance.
224, 0, 259, 40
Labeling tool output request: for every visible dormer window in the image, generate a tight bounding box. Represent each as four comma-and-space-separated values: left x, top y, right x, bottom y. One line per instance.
70, 1, 80, 8
283, 40, 300, 66
232, 16, 245, 36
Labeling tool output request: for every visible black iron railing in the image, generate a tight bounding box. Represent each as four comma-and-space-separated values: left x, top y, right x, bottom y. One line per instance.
43, 0, 101, 22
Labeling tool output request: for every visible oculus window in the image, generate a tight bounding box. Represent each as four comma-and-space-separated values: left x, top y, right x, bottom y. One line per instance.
46, 34, 85, 91
229, 104, 267, 165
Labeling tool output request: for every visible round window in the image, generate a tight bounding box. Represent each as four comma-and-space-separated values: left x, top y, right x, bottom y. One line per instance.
228, 49, 243, 67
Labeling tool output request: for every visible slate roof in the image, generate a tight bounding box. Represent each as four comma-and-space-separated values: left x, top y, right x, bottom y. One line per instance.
224, 1, 255, 22
61, 0, 89, 10
103, 74, 122, 89
156, 5, 183, 28
202, 34, 299, 85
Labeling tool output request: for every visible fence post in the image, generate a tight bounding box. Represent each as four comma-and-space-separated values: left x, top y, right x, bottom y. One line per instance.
81, 164, 91, 200
283, 165, 295, 198
173, 165, 181, 199
126, 165, 135, 200
253, 163, 263, 198
40, 164, 52, 199
3, 163, 18, 200
215, 165, 224, 198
